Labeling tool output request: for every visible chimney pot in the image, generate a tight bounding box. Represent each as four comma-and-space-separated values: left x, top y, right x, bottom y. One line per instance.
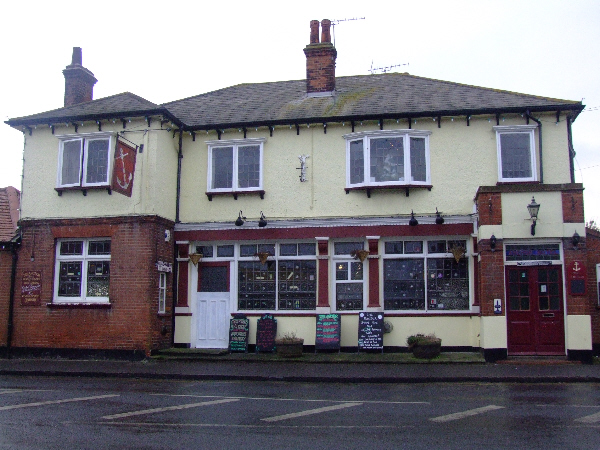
321, 19, 331, 43
309, 20, 320, 44
71, 47, 82, 65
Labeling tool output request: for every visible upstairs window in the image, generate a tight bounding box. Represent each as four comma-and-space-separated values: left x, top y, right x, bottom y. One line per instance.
494, 125, 537, 182
57, 133, 114, 188
54, 238, 111, 304
207, 138, 265, 193
344, 130, 431, 188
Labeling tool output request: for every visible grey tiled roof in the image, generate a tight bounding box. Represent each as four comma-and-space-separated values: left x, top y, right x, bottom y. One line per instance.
162, 73, 582, 128
6, 93, 158, 125
7, 73, 582, 129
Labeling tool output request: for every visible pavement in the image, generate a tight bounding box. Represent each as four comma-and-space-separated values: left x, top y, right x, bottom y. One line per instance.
0, 351, 598, 383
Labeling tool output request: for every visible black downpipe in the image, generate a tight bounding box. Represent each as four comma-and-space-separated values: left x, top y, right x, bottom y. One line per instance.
527, 111, 543, 183
171, 129, 183, 347
567, 116, 576, 183
6, 242, 18, 357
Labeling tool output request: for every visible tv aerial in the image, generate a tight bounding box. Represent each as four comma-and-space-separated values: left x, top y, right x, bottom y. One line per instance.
330, 17, 365, 47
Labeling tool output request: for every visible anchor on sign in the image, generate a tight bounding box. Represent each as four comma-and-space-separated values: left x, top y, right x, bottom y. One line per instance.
116, 147, 132, 189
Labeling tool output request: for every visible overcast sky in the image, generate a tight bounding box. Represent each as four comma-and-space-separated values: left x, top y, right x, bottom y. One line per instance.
1, 0, 599, 223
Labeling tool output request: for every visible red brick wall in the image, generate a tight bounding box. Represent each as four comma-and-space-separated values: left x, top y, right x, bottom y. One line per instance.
303, 45, 337, 93
12, 216, 174, 355
0, 249, 13, 347
586, 228, 600, 346
63, 70, 96, 107
478, 239, 505, 316
562, 190, 585, 223
563, 238, 592, 316
476, 192, 502, 226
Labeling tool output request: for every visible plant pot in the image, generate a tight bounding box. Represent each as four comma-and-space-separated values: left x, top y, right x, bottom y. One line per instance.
412, 341, 441, 359
276, 341, 304, 358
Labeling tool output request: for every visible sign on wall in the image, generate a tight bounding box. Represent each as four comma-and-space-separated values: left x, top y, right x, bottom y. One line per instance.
567, 260, 586, 296
21, 271, 42, 306
111, 140, 137, 197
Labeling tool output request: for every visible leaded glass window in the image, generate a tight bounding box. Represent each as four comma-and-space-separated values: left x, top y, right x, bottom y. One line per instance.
495, 126, 536, 182
207, 139, 264, 192
238, 261, 276, 310
58, 135, 112, 188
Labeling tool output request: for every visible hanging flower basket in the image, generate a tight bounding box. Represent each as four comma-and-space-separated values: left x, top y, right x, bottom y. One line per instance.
350, 249, 370, 262
450, 246, 466, 263
189, 253, 203, 266
254, 252, 271, 264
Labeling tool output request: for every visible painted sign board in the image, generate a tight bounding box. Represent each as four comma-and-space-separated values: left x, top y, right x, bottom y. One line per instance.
567, 260, 586, 296
315, 314, 341, 350
255, 314, 277, 352
21, 271, 42, 306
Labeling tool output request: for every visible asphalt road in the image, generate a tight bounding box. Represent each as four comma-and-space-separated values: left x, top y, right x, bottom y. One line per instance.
0, 376, 599, 449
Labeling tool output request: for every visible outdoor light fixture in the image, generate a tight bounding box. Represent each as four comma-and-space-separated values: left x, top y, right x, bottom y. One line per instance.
258, 212, 268, 228
409, 211, 418, 226
435, 208, 445, 225
490, 234, 497, 252
235, 211, 246, 227
572, 231, 580, 248
527, 196, 540, 236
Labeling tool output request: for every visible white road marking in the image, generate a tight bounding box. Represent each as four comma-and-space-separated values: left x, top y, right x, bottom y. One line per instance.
261, 402, 362, 423
0, 394, 119, 411
0, 389, 53, 395
101, 398, 239, 420
152, 394, 428, 404
100, 422, 409, 429
574, 410, 600, 423
430, 405, 504, 423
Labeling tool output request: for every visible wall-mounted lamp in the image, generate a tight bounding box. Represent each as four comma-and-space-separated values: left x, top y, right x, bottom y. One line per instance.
435, 208, 444, 225
258, 212, 268, 228
235, 211, 246, 227
572, 231, 580, 248
490, 234, 497, 252
409, 211, 418, 226
527, 196, 540, 236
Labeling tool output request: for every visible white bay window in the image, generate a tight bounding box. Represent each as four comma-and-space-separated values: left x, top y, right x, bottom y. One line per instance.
344, 130, 431, 188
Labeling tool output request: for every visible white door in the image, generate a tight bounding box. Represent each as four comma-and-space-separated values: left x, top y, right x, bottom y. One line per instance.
195, 264, 230, 349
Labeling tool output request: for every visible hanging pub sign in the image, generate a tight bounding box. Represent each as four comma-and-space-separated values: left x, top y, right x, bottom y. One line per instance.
111, 140, 137, 197
21, 271, 42, 306
568, 260, 586, 296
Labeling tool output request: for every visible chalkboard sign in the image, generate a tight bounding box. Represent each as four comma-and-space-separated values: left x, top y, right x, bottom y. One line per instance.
358, 312, 384, 351
315, 314, 341, 350
256, 314, 277, 352
229, 315, 249, 353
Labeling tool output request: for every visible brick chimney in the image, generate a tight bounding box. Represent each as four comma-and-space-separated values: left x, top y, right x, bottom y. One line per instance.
63, 47, 97, 107
303, 19, 337, 95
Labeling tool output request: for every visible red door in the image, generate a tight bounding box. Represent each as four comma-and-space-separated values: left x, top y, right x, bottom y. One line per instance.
506, 266, 565, 355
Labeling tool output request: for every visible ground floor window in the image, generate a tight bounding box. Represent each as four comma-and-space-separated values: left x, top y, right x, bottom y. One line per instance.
383, 239, 469, 311
54, 238, 111, 303
158, 272, 167, 313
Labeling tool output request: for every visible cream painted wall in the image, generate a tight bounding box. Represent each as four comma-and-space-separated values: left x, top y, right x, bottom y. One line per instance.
566, 315, 592, 350
179, 113, 570, 224
21, 119, 178, 221
174, 315, 191, 344
501, 191, 563, 238
480, 316, 508, 349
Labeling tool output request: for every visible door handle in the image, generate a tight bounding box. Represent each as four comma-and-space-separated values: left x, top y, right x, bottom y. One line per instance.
542, 313, 555, 318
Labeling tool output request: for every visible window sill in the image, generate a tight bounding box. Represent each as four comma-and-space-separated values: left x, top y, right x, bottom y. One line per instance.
47, 302, 112, 309
496, 181, 539, 186
206, 190, 265, 201
55, 186, 112, 196
345, 185, 432, 198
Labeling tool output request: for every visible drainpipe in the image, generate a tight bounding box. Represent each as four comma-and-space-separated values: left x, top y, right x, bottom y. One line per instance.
171, 129, 183, 347
567, 115, 576, 184
526, 111, 543, 183
6, 240, 19, 357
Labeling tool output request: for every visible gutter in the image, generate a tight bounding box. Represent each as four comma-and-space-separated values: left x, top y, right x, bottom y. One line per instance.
526, 111, 543, 183
171, 129, 184, 347
567, 115, 576, 184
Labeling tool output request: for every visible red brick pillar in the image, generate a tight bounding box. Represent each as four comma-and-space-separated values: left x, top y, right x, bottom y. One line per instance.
367, 237, 380, 308
176, 242, 189, 307
316, 237, 329, 307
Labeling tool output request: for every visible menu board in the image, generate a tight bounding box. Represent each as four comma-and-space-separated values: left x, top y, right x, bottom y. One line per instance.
315, 314, 341, 350
255, 314, 277, 352
358, 312, 384, 351
229, 315, 249, 353
21, 271, 42, 306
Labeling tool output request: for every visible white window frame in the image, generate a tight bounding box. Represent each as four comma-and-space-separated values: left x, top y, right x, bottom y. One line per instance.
493, 125, 537, 182
343, 129, 431, 188
158, 272, 167, 313
206, 138, 265, 194
53, 238, 111, 304
332, 241, 367, 312
596, 263, 600, 307
56, 132, 115, 188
